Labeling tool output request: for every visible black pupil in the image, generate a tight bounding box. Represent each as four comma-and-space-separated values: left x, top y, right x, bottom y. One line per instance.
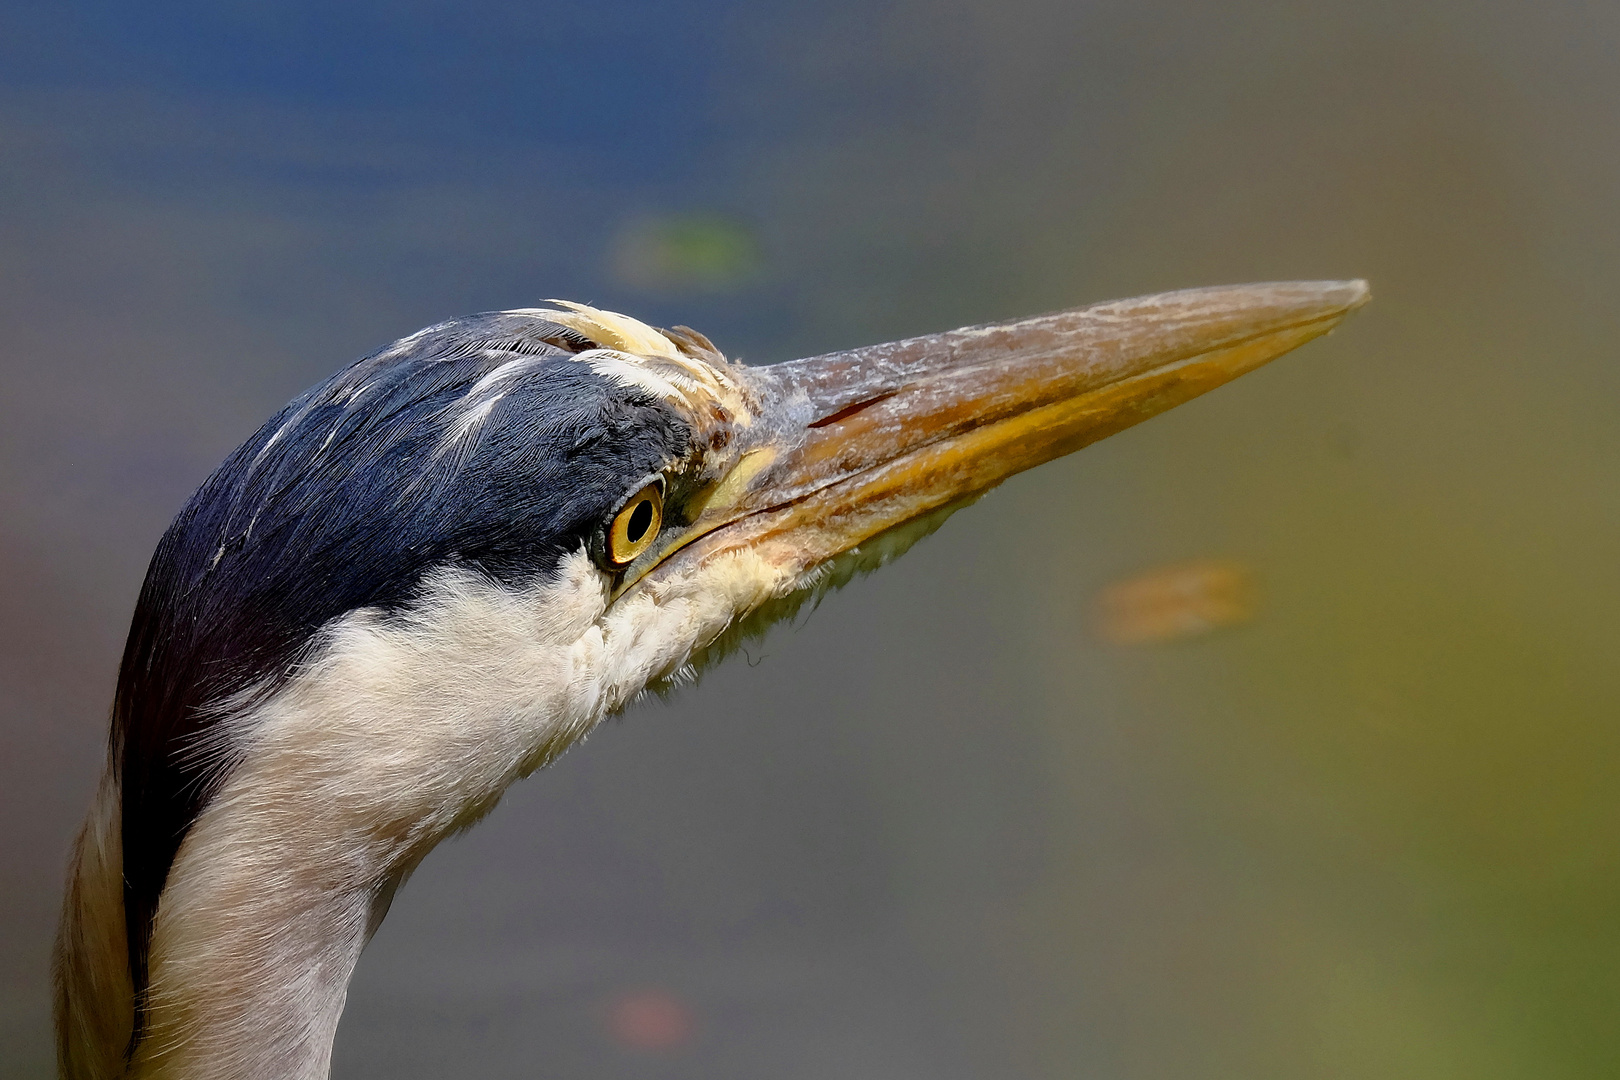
627, 499, 654, 543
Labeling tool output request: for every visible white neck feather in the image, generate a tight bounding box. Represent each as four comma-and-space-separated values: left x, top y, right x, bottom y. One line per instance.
128, 547, 785, 1078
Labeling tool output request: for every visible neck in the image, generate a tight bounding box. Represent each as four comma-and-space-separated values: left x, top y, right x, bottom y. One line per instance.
131, 839, 376, 1080
124, 565, 608, 1078
106, 550, 778, 1077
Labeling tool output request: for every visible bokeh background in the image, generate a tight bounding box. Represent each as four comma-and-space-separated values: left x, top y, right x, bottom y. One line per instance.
4, 1, 1618, 1076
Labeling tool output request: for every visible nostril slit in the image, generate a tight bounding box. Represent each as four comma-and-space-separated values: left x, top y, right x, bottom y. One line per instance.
808, 391, 900, 428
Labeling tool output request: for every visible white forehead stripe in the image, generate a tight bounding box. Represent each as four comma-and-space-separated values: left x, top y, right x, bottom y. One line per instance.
576, 349, 689, 404
465, 353, 550, 398
433, 396, 501, 467
501, 302, 753, 422
542, 300, 684, 359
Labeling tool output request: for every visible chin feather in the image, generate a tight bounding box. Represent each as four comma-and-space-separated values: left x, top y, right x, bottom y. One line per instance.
645, 495, 982, 697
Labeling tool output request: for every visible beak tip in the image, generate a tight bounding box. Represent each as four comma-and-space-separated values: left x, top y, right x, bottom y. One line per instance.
1339, 277, 1372, 310
1264, 277, 1370, 312
1313, 278, 1371, 321
1247, 278, 1370, 330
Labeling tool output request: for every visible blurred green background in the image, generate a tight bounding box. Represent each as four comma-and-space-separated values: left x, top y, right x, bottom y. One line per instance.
3, 1, 1618, 1076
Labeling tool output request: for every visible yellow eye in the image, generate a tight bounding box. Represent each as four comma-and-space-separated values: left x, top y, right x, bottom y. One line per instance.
606, 483, 663, 567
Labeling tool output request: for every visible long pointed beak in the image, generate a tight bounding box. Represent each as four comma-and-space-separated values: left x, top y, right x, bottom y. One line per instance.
634, 280, 1369, 591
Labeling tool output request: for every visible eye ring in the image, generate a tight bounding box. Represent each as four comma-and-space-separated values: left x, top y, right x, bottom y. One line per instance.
605, 483, 664, 567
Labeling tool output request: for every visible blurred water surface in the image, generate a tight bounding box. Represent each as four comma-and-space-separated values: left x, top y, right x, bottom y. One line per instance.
3, 1, 1618, 1077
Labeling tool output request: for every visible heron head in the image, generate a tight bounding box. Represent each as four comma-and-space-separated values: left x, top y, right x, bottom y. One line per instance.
81, 281, 1366, 1078
567, 282, 1372, 689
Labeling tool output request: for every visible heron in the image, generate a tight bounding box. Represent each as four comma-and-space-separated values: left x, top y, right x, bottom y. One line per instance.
54, 280, 1368, 1079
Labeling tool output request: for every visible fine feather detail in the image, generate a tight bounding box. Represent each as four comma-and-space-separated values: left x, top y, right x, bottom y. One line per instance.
96, 304, 725, 1063
129, 545, 787, 1078
55, 770, 133, 1080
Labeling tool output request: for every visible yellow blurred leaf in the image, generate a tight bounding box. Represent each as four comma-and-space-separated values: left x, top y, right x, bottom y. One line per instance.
1094, 558, 1258, 644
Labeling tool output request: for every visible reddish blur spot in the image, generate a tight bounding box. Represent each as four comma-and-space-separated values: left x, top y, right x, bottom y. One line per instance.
1094, 558, 1259, 644
607, 988, 695, 1052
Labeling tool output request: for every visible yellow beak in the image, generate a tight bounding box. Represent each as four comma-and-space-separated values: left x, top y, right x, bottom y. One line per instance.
632, 280, 1368, 592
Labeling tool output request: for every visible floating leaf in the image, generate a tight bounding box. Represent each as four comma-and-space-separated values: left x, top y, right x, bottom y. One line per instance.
1094, 558, 1258, 644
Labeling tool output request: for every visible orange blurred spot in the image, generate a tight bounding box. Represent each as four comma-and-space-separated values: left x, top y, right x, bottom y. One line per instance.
607, 988, 695, 1052
1094, 558, 1258, 644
